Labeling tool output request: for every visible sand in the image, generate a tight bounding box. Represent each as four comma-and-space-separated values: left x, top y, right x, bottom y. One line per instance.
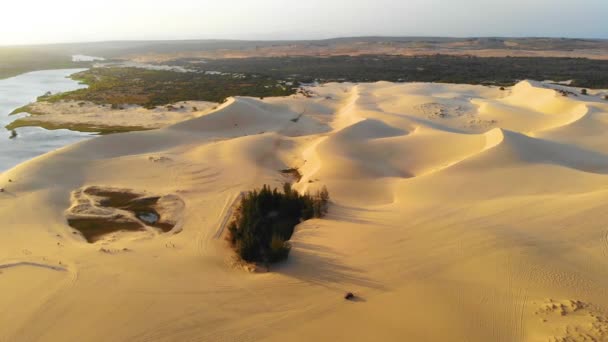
11, 100, 218, 131
1, 80, 608, 341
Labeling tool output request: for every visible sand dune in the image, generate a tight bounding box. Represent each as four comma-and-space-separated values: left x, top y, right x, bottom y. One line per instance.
11, 100, 218, 131
2, 80, 608, 341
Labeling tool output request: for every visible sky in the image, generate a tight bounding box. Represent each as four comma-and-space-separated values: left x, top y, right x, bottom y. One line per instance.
1, 0, 607, 45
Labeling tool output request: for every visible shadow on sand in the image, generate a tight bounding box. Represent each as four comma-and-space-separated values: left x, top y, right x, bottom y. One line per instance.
326, 203, 393, 226
272, 241, 386, 292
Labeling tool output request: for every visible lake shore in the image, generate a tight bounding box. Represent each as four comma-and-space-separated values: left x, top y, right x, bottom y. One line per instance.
0, 69, 93, 172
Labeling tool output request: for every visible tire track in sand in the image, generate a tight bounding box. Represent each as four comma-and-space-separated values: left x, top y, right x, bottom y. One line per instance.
213, 192, 245, 240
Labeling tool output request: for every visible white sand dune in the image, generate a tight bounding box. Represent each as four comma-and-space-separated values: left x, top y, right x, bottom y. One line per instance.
2, 81, 608, 341
12, 100, 219, 130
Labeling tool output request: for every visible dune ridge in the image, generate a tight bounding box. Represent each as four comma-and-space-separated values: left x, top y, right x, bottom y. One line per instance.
2, 80, 608, 341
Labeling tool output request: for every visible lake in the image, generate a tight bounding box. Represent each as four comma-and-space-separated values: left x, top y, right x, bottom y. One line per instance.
0, 69, 94, 173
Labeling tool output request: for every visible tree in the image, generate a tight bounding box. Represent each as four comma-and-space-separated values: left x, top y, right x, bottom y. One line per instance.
320, 186, 329, 208
227, 183, 329, 263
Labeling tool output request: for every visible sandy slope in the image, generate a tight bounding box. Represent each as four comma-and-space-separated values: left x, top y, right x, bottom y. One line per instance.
2, 81, 608, 341
11, 100, 218, 131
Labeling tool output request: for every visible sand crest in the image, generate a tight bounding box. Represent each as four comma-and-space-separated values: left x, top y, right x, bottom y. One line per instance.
2, 81, 608, 341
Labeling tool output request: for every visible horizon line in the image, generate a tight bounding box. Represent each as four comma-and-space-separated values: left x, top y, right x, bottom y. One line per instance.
2, 35, 608, 48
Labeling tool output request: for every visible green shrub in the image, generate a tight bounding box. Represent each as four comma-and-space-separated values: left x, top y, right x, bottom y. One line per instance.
227, 183, 329, 263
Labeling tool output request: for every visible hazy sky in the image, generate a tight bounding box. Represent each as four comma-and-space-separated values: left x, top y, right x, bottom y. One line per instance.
2, 0, 607, 45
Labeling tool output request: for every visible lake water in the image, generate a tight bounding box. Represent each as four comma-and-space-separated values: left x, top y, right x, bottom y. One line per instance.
72, 55, 105, 62
0, 69, 94, 173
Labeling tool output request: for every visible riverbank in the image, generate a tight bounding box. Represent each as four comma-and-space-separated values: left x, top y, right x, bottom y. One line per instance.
0, 69, 92, 172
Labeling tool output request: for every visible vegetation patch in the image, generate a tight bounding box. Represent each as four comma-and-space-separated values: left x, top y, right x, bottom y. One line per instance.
9, 104, 40, 116
66, 186, 184, 242
39, 67, 297, 108
170, 55, 608, 89
227, 183, 329, 264
68, 217, 145, 243
5, 119, 151, 135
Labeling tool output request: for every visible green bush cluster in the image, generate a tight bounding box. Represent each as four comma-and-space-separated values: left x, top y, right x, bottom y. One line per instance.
178, 55, 608, 89
42, 67, 297, 108
27, 55, 608, 110
228, 183, 329, 263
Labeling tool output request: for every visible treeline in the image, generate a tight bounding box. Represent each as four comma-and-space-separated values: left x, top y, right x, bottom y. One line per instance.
42, 67, 296, 108
29, 55, 608, 111
227, 184, 329, 263
174, 55, 608, 89
35, 55, 608, 110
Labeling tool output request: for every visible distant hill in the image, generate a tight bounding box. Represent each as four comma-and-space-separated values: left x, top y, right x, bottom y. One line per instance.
0, 46, 85, 79
2, 37, 608, 79
46, 37, 608, 59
